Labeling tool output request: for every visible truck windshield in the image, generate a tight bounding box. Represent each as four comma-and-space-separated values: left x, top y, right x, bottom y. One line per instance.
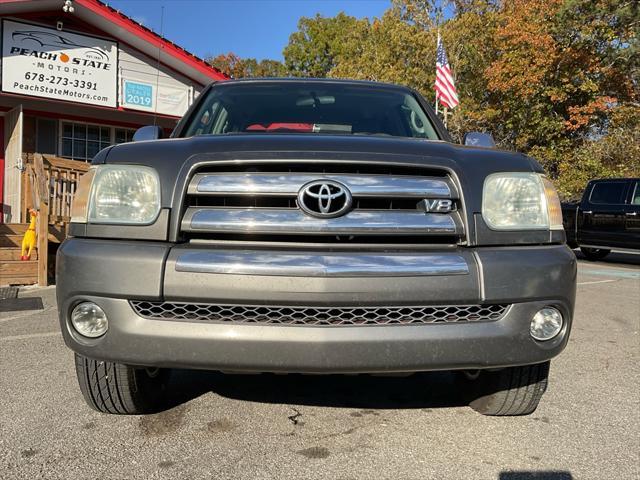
181, 83, 440, 140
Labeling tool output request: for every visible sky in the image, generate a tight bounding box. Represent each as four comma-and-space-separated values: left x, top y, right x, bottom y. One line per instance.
106, 0, 391, 61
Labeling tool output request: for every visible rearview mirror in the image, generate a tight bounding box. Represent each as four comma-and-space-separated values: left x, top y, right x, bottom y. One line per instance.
133, 125, 163, 142
296, 95, 335, 106
463, 132, 495, 148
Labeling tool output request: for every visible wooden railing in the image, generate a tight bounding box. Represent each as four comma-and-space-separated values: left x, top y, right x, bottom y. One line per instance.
21, 153, 90, 226
20, 153, 90, 286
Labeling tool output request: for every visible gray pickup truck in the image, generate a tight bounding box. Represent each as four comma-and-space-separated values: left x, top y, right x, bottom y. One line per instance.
57, 79, 576, 416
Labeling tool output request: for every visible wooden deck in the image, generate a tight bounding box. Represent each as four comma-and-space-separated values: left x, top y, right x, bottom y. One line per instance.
1, 153, 88, 286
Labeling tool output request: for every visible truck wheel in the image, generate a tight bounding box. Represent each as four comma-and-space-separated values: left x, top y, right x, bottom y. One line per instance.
580, 247, 610, 261
74, 353, 170, 414
468, 362, 550, 416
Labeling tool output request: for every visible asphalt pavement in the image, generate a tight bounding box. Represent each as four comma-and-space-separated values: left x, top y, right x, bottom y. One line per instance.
1, 252, 638, 480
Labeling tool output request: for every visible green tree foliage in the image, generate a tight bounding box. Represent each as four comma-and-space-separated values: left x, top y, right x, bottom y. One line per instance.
554, 105, 640, 200
283, 13, 370, 77
208, 52, 287, 79
208, 1, 638, 198
330, 10, 434, 91
481, 0, 638, 183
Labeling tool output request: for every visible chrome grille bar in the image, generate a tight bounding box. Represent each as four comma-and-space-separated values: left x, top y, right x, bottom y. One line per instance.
174, 251, 469, 276
189, 173, 453, 198
182, 208, 460, 236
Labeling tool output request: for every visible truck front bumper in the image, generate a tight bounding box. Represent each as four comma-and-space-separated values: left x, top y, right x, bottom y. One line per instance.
56, 240, 576, 373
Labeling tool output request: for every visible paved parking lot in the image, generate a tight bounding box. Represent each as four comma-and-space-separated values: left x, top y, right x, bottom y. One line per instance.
1, 252, 638, 480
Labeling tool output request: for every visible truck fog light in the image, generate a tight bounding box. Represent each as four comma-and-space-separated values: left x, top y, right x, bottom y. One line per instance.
71, 302, 108, 338
530, 307, 563, 341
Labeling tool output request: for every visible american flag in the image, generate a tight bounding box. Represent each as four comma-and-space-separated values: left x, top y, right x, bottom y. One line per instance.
435, 34, 459, 109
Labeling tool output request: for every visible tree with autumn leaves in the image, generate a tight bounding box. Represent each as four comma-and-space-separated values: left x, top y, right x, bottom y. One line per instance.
208, 52, 287, 79
207, 0, 638, 198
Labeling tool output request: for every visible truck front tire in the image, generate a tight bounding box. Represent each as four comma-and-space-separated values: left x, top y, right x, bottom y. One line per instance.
468, 362, 550, 416
74, 353, 171, 414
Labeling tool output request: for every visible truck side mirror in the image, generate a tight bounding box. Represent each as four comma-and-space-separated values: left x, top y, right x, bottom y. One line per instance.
133, 125, 163, 142
463, 132, 495, 148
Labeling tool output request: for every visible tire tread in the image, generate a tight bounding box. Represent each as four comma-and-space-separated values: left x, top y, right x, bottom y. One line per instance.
74, 353, 168, 414
470, 362, 550, 416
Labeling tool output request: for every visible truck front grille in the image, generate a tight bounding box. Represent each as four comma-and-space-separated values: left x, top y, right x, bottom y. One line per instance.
180, 164, 464, 245
130, 301, 509, 326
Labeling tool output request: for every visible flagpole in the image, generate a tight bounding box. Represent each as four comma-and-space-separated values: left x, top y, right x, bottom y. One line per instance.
435, 30, 440, 116
434, 30, 457, 127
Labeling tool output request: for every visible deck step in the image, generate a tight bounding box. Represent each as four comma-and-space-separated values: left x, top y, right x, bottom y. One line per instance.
0, 224, 31, 235
0, 248, 38, 261
0, 230, 65, 246
0, 275, 38, 286
0, 260, 38, 286
0, 260, 38, 275
0, 234, 27, 248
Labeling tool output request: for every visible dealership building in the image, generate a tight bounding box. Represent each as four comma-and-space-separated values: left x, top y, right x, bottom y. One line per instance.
0, 0, 227, 224
0, 0, 226, 286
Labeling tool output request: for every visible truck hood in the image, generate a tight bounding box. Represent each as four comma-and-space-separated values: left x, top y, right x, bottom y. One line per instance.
96, 134, 542, 208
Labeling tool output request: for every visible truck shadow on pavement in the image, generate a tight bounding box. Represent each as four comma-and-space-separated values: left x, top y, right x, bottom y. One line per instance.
163, 369, 475, 410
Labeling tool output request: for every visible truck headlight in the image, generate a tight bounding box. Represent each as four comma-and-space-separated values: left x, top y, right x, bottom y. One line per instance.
482, 173, 563, 230
70, 165, 160, 224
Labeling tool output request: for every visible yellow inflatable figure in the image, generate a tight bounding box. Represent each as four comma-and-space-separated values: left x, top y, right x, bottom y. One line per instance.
21, 209, 37, 261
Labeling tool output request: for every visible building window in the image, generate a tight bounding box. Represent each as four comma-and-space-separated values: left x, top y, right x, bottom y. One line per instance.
60, 121, 136, 162
115, 128, 135, 144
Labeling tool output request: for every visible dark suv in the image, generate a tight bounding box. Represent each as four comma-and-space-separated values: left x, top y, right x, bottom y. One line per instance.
563, 178, 640, 260
57, 79, 576, 416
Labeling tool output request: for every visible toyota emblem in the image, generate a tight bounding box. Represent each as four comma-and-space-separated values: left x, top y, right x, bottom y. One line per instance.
297, 180, 353, 218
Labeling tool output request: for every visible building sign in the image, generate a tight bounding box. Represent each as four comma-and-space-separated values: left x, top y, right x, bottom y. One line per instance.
123, 80, 153, 110
121, 77, 191, 116
1, 20, 118, 107
156, 84, 190, 116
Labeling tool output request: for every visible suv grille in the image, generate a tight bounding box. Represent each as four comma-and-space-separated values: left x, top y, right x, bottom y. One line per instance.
130, 301, 509, 326
180, 164, 463, 245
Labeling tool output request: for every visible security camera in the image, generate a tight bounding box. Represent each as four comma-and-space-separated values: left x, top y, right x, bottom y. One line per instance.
56, 21, 64, 31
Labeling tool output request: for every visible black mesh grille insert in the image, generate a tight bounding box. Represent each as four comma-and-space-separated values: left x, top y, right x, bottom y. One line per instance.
130, 301, 509, 326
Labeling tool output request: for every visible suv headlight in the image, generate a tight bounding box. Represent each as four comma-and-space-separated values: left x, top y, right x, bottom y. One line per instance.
70, 165, 161, 224
482, 172, 563, 230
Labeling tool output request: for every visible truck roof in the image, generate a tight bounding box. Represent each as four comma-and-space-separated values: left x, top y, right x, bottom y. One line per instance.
212, 77, 415, 91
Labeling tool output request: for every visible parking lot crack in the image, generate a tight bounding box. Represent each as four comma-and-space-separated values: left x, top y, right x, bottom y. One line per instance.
288, 407, 303, 426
